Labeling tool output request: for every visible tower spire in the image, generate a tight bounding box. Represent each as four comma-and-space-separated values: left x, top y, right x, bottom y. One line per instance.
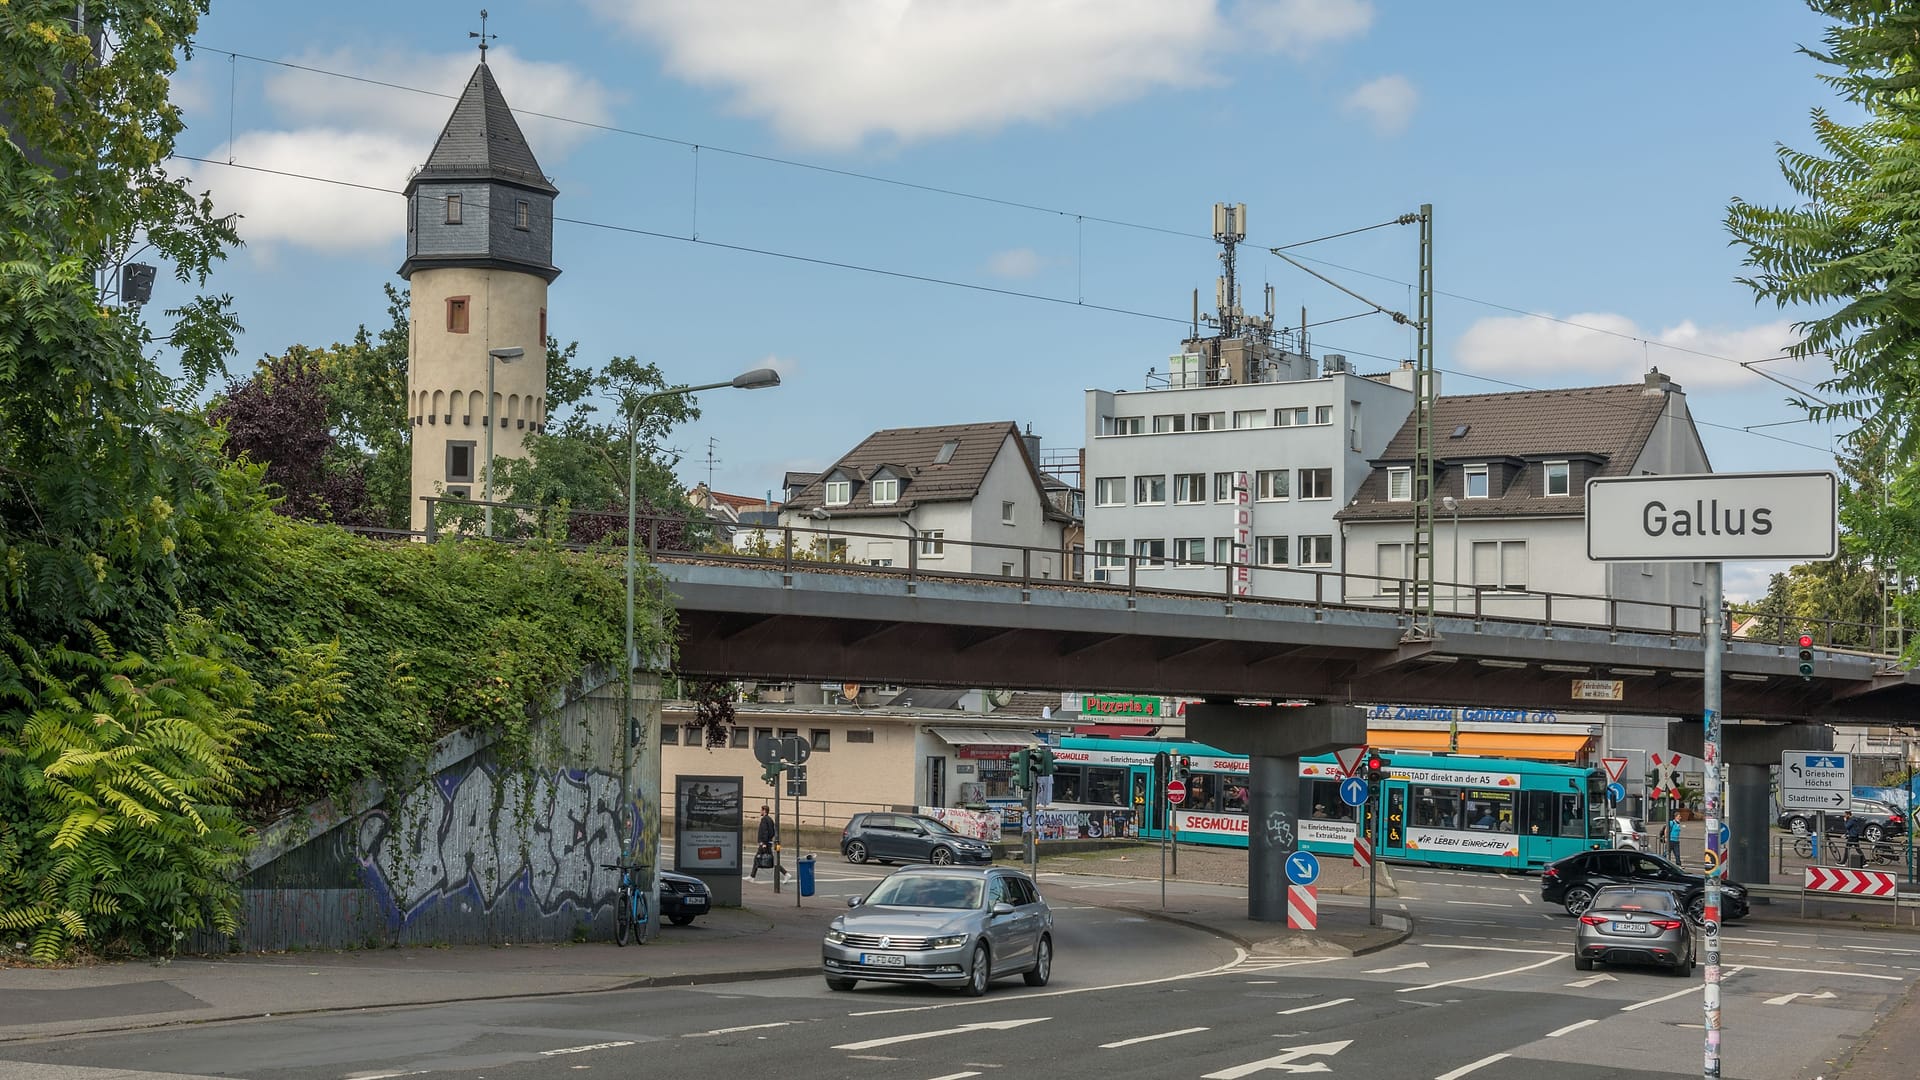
469, 8, 496, 63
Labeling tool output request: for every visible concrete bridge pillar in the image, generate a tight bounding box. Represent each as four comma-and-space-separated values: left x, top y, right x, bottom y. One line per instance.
1187, 702, 1367, 922
1667, 720, 1834, 887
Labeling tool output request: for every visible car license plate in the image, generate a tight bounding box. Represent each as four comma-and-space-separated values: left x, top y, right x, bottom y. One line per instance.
683, 897, 706, 907
860, 953, 906, 967
1611, 921, 1649, 934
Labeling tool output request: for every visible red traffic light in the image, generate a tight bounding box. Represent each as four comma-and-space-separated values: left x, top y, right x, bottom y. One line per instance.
1797, 633, 1814, 648
1366, 754, 1385, 773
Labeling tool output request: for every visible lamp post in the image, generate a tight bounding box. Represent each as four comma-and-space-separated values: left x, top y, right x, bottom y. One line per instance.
808, 506, 833, 560
483, 346, 524, 537
1442, 494, 1460, 612
623, 367, 780, 941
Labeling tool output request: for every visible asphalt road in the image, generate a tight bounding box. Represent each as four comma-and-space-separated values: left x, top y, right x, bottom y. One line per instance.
5, 863, 1917, 1080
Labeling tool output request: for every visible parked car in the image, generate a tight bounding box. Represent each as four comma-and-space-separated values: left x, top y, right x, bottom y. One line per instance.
1610, 814, 1649, 850
1573, 883, 1696, 975
658, 869, 712, 926
822, 865, 1053, 995
1541, 848, 1749, 923
1778, 798, 1906, 844
840, 812, 995, 866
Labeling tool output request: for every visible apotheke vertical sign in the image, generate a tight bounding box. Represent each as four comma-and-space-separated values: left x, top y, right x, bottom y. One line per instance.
1585, 472, 1837, 562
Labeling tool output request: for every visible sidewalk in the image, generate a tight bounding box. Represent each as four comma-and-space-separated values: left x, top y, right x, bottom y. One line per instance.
0, 848, 1402, 1044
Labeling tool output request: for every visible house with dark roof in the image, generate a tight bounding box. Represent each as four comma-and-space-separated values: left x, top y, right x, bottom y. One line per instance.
779, 422, 1079, 578
1335, 370, 1712, 628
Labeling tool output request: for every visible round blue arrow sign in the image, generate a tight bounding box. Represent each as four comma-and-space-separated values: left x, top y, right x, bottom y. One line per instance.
1339, 777, 1369, 807
1606, 782, 1625, 805
1285, 850, 1321, 886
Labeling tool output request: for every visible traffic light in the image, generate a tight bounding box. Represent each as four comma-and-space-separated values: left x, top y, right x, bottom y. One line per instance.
1176, 755, 1192, 783
1797, 632, 1815, 680
1035, 745, 1057, 776
1009, 748, 1033, 788
1365, 752, 1386, 782
1153, 750, 1171, 787
761, 760, 784, 786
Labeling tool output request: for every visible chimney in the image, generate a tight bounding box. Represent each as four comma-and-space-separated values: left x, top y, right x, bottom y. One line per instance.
1643, 367, 1679, 395
1021, 422, 1041, 462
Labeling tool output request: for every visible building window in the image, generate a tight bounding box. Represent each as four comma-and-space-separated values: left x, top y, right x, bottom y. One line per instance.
1375, 542, 1429, 598
1002, 500, 1016, 525
1133, 474, 1167, 505
1299, 534, 1334, 566
1349, 401, 1363, 449
1256, 536, 1289, 566
753, 726, 773, 746
730, 727, 750, 749
865, 541, 895, 566
810, 729, 831, 752
1134, 538, 1167, 568
1213, 472, 1238, 502
446, 296, 469, 334
446, 441, 476, 483
1465, 464, 1490, 499
1107, 415, 1144, 436
847, 729, 875, 744
1094, 539, 1126, 571
1174, 537, 1208, 565
1387, 467, 1412, 501
1545, 460, 1571, 497
661, 723, 680, 746
1174, 473, 1207, 504
1472, 540, 1528, 591
445, 193, 462, 224
515, 199, 530, 229
871, 478, 899, 504
1001, 562, 1016, 576
1233, 409, 1270, 429
1192, 411, 1225, 431
921, 530, 945, 557
1213, 537, 1238, 564
1276, 407, 1310, 426
1256, 469, 1290, 501
1315, 404, 1333, 425
1094, 476, 1127, 506
1151, 414, 1186, 434
1299, 468, 1333, 500
825, 479, 852, 505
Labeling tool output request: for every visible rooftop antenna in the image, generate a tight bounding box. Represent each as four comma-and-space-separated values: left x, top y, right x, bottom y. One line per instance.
1212, 202, 1246, 339
470, 9, 497, 62
704, 435, 721, 492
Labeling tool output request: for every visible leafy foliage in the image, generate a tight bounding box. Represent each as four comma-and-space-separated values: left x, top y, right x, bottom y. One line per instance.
0, 623, 259, 961
209, 351, 380, 527
688, 680, 740, 749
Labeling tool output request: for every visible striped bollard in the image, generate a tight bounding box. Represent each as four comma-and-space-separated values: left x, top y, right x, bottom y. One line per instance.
1353, 834, 1373, 869
1286, 884, 1318, 930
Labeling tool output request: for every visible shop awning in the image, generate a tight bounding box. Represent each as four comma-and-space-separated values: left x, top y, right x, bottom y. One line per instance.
1365, 729, 1594, 763
930, 727, 1042, 748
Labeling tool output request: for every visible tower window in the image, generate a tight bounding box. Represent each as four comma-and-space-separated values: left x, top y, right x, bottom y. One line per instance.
446, 296, 469, 334
445, 193, 462, 224
515, 200, 530, 230
446, 441, 476, 483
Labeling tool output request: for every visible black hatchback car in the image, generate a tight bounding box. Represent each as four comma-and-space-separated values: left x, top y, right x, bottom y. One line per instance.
840, 812, 995, 866
1541, 849, 1749, 923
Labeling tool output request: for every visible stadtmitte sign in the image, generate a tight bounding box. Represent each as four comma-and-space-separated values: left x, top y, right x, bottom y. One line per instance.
1585, 471, 1837, 563
1081, 694, 1162, 717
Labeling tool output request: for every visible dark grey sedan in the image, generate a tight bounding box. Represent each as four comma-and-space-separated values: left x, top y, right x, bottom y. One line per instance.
822, 866, 1052, 996
1574, 884, 1695, 976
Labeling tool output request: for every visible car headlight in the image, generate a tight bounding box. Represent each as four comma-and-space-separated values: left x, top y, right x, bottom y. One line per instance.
825, 928, 846, 944
928, 934, 969, 949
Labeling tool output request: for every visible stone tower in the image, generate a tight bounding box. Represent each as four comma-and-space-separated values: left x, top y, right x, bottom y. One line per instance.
403, 61, 559, 532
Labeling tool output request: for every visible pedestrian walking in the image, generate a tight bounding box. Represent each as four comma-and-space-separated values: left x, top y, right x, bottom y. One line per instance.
1842, 810, 1866, 866
751, 805, 787, 880
1666, 816, 1683, 862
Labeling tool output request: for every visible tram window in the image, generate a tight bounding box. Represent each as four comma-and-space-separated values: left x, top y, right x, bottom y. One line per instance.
1307, 780, 1355, 821
1523, 791, 1555, 836
1559, 794, 1585, 838
1223, 779, 1248, 813
1188, 775, 1217, 810
1086, 767, 1128, 806
1132, 774, 1148, 806
1414, 789, 1460, 829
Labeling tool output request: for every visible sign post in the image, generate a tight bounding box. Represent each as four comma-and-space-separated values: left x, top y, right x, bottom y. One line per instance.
1586, 470, 1837, 1080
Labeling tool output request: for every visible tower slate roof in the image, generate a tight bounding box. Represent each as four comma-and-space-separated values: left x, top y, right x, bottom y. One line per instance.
408, 64, 556, 196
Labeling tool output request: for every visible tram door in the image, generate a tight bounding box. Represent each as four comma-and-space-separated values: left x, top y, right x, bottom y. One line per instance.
1128, 766, 1160, 833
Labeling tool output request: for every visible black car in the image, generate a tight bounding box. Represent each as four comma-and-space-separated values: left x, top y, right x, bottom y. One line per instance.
1778, 798, 1906, 844
1541, 849, 1749, 923
839, 812, 996, 866
659, 869, 712, 926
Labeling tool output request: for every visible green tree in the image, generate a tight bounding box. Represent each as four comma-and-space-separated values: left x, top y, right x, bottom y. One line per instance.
320, 285, 413, 529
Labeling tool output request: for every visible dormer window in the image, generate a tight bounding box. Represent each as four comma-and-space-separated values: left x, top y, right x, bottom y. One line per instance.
1464, 464, 1490, 499
445, 193, 462, 224
1545, 460, 1571, 497
1387, 467, 1412, 502
824, 479, 852, 506
871, 478, 899, 505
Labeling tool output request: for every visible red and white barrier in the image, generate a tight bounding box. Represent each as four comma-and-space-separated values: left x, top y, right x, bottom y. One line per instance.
1804, 867, 1897, 896
1352, 835, 1373, 869
1287, 884, 1318, 930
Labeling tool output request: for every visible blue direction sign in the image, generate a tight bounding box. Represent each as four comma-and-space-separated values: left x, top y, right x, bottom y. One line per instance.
1606, 782, 1625, 805
1339, 777, 1369, 807
1285, 850, 1321, 886
1715, 822, 1731, 849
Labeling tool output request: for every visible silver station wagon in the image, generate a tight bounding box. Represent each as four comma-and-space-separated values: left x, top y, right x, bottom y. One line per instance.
822, 865, 1053, 996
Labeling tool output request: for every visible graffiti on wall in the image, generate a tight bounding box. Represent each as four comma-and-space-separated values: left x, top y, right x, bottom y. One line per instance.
356, 765, 630, 921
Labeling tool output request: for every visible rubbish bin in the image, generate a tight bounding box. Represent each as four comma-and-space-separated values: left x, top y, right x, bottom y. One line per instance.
798, 854, 816, 897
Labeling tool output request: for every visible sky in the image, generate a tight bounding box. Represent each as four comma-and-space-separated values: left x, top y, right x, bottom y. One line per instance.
161, 0, 1848, 601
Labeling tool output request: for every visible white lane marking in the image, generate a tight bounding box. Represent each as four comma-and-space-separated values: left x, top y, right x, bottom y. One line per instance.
686, 1022, 794, 1037
1516, 892, 1533, 905
1620, 971, 1730, 1013
1546, 1018, 1599, 1037
847, 948, 1257, 1016
1401, 953, 1566, 992
1444, 900, 1512, 908
833, 1017, 1049, 1051
1436, 1053, 1511, 1080
1364, 962, 1430, 974
346, 1073, 430, 1080
1245, 980, 1277, 985
925, 1073, 981, 1080
1100, 1026, 1211, 1048
1565, 973, 1617, 988
1765, 991, 1837, 1005
1277, 997, 1353, 1015
1723, 937, 1779, 945
1843, 945, 1920, 955
541, 1041, 636, 1056
1734, 963, 1901, 981
1421, 944, 1563, 955
1204, 1041, 1352, 1079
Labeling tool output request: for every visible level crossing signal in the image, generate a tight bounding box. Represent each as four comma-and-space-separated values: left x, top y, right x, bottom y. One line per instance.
1797, 632, 1815, 680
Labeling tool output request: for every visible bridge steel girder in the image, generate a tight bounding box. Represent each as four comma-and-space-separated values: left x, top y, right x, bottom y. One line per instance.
660, 564, 1920, 726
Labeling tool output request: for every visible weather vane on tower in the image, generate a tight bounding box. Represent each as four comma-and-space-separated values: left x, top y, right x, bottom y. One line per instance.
470, 9, 497, 62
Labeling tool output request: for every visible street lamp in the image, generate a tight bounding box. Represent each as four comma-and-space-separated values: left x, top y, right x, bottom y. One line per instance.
808, 506, 833, 560
484, 346, 525, 538
623, 366, 779, 940
1442, 494, 1460, 612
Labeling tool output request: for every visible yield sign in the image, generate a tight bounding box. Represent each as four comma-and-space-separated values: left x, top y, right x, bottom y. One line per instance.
1334, 745, 1369, 777
1601, 757, 1629, 784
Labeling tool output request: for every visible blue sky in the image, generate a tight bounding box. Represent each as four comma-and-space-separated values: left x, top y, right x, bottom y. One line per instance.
165, 1, 1842, 599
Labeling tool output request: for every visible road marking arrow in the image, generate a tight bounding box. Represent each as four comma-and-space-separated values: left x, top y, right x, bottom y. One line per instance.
1565, 973, 1618, 988
1203, 1040, 1353, 1077
831, 1017, 1049, 1051
1364, 961, 1430, 974
1764, 991, 1837, 1006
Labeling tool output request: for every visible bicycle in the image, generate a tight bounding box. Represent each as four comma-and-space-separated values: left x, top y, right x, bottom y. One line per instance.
601, 861, 650, 946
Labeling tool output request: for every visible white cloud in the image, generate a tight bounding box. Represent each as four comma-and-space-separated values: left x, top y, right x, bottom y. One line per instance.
185, 49, 615, 256
590, 0, 1374, 149
1453, 312, 1813, 390
987, 248, 1046, 279
1343, 74, 1416, 136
